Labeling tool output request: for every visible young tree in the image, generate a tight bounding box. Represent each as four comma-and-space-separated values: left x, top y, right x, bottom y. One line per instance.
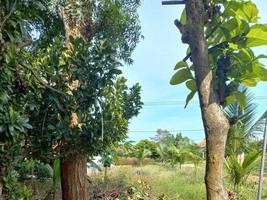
169, 0, 267, 199
225, 89, 267, 156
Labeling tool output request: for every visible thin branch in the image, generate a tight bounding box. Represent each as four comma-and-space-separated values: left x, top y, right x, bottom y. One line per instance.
17, 36, 32, 48
162, 0, 186, 5
41, 106, 49, 137
0, 0, 17, 32
19, 62, 67, 96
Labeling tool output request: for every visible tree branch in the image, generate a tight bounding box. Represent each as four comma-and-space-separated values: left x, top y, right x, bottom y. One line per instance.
162, 0, 186, 5
17, 36, 32, 48
0, 0, 17, 32
18, 62, 67, 96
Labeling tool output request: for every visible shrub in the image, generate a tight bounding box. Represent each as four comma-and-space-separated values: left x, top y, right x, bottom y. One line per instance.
35, 162, 53, 180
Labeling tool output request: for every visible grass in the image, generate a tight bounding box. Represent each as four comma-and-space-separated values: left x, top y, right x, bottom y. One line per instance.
89, 163, 267, 200
90, 164, 206, 200
22, 163, 267, 199
133, 164, 205, 200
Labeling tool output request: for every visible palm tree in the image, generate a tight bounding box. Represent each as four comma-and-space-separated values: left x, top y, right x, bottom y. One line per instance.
156, 143, 168, 163
224, 89, 267, 195
134, 148, 151, 166
225, 89, 267, 156
224, 150, 260, 192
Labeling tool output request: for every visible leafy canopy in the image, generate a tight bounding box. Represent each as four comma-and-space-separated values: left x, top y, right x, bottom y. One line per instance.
170, 0, 267, 109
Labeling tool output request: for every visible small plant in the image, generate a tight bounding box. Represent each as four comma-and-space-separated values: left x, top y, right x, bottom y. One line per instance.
35, 162, 53, 180
224, 150, 260, 192
3, 170, 32, 200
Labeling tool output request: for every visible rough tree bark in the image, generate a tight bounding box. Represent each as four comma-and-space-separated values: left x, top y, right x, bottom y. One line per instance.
0, 167, 3, 199
60, 155, 88, 200
176, 0, 230, 199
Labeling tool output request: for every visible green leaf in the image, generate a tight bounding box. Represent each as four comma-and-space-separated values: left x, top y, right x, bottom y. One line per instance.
174, 61, 188, 70
237, 2, 258, 23
242, 150, 260, 169
170, 68, 192, 85
180, 9, 187, 25
0, 125, 6, 133
242, 79, 258, 87
184, 90, 196, 108
246, 24, 267, 47
185, 79, 196, 91
34, 1, 46, 11
256, 54, 267, 60
226, 91, 247, 110
23, 123, 33, 129
53, 159, 61, 185
253, 64, 267, 81
225, 1, 258, 23
220, 18, 238, 40
235, 91, 247, 110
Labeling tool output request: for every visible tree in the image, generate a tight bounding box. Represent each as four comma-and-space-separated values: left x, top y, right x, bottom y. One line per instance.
0, 0, 50, 197
134, 147, 151, 167
35, 1, 142, 198
0, 0, 143, 199
224, 150, 260, 193
225, 89, 267, 156
169, 0, 267, 199
134, 140, 159, 159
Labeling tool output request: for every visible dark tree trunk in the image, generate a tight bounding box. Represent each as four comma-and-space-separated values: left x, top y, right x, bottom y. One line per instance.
60, 155, 88, 200
176, 0, 230, 199
0, 167, 5, 199
0, 177, 3, 199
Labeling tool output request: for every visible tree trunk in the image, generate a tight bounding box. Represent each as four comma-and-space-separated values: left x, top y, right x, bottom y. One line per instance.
60, 155, 88, 200
0, 178, 3, 200
177, 0, 230, 199
0, 167, 5, 199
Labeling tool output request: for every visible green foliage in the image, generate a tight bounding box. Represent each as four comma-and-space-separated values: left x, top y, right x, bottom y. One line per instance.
35, 162, 53, 180
0, 0, 143, 197
170, 68, 193, 85
3, 170, 32, 200
16, 159, 35, 180
170, 0, 267, 108
225, 89, 267, 155
224, 150, 260, 191
134, 140, 159, 159
148, 130, 203, 168
53, 159, 61, 185
95, 0, 142, 64
134, 145, 151, 166
101, 152, 113, 168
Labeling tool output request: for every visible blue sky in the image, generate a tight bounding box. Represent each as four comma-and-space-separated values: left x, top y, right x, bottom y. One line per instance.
122, 0, 267, 143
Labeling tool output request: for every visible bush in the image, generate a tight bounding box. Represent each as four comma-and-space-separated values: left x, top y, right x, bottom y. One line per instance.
35, 162, 53, 180
3, 170, 32, 200
16, 159, 35, 180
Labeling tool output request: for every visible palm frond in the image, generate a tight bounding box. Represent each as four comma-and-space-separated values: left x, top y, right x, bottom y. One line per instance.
225, 88, 257, 134
249, 111, 267, 135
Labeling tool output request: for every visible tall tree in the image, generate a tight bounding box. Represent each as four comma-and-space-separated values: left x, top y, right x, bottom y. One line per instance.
0, 0, 143, 199
169, 0, 267, 199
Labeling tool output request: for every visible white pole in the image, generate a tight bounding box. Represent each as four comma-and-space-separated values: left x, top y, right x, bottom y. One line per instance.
257, 118, 267, 200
